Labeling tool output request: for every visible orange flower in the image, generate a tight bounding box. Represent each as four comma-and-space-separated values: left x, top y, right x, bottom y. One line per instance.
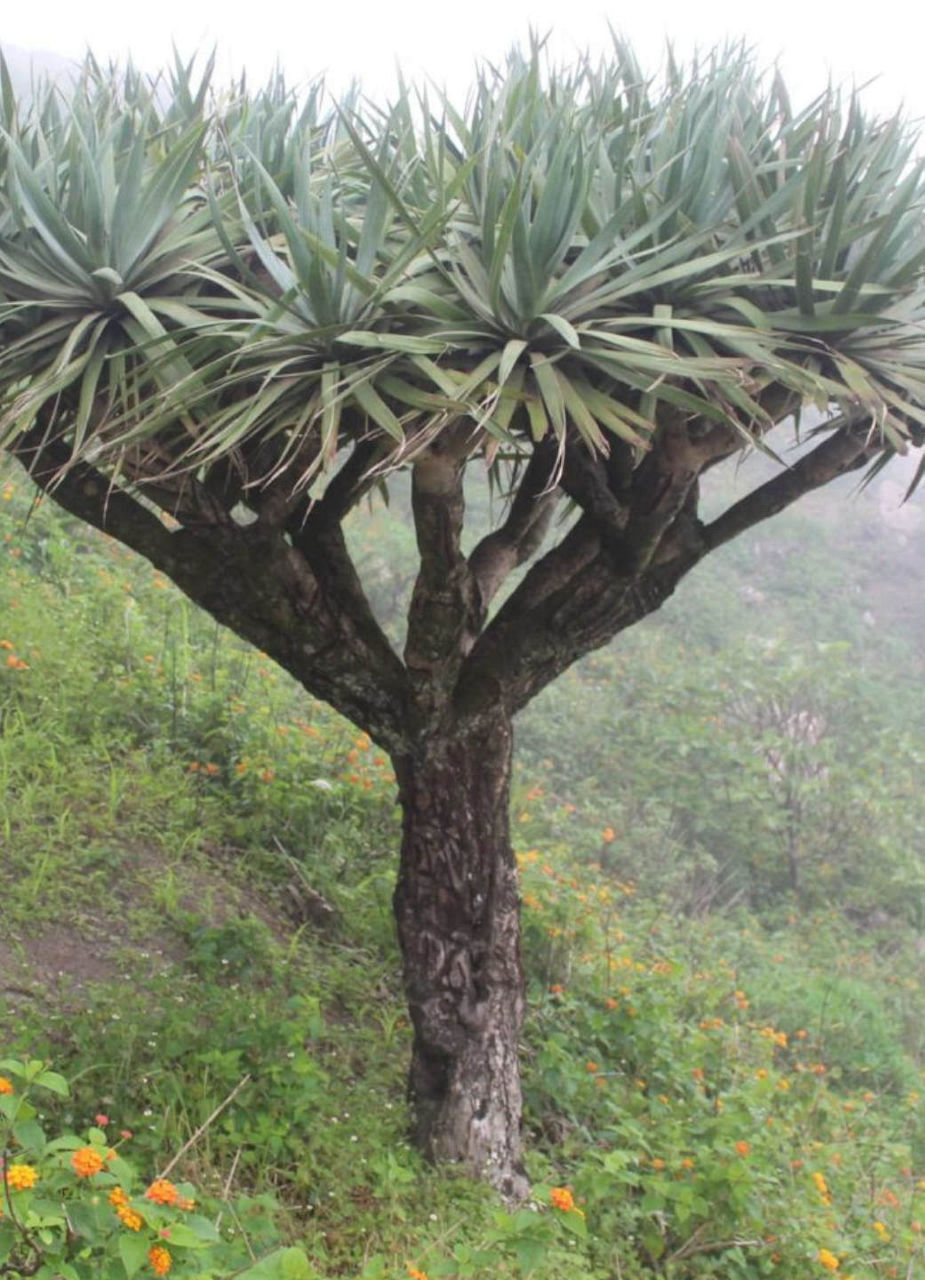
109, 1187, 130, 1208
5, 1164, 38, 1190
407, 1268, 428, 1280
72, 1147, 105, 1178
602, 826, 615, 843
0, 1076, 13, 1094
817, 1248, 840, 1271
734, 1141, 751, 1156
118, 1204, 144, 1231
145, 1178, 179, 1207
585, 1061, 599, 1073
550, 1186, 576, 1212
148, 1245, 172, 1275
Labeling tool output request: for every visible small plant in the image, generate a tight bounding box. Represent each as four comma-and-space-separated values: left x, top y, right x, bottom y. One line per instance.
0, 1057, 311, 1279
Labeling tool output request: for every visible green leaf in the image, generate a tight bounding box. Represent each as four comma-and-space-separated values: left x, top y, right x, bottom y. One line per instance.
539, 312, 580, 348
119, 1231, 150, 1278
34, 1070, 69, 1097
351, 377, 405, 443
530, 354, 566, 438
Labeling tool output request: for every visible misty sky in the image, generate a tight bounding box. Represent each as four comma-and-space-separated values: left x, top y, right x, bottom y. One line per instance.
6, 1, 925, 119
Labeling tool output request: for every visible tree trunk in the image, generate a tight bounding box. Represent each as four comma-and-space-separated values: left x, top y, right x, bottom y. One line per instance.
392, 710, 528, 1201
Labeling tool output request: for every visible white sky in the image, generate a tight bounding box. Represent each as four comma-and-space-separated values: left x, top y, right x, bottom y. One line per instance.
5, 0, 925, 121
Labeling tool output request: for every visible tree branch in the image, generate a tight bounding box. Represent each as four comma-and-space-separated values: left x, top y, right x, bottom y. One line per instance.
467, 442, 561, 611
10, 425, 412, 751
703, 419, 875, 551
403, 431, 482, 724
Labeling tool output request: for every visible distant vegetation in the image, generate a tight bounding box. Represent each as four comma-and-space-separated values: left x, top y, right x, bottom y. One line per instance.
2, 464, 923, 1278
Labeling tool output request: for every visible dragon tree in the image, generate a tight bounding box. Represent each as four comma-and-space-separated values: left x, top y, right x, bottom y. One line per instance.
2, 42, 924, 1198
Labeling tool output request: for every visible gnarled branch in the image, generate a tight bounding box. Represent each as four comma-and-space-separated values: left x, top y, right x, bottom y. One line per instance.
468, 442, 561, 612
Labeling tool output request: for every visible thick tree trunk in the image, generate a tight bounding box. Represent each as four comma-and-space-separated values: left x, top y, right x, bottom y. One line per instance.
392, 711, 528, 1201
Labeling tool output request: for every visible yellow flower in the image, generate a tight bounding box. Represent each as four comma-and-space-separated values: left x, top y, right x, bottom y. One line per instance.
5, 1164, 38, 1190
812, 1171, 831, 1201
118, 1205, 144, 1231
148, 1245, 172, 1275
873, 1220, 889, 1240
817, 1248, 840, 1271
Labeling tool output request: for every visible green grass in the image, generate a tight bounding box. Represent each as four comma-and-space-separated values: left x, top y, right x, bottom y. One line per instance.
2, 468, 924, 1279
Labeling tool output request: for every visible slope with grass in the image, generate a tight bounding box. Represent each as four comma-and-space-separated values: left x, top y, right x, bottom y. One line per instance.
2, 469, 924, 1279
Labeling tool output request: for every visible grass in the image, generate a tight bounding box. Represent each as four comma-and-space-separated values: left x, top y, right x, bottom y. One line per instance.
1, 467, 924, 1279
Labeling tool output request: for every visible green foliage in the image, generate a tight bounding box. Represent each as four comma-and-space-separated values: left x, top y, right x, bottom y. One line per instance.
2, 40, 925, 502
0, 1057, 303, 1280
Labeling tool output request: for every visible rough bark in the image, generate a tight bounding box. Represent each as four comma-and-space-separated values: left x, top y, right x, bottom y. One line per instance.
391, 711, 528, 1201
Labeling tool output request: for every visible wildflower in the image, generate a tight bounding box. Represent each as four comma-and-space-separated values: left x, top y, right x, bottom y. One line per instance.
72, 1147, 105, 1178
0, 640, 13, 651
585, 1061, 599, 1073
651, 1157, 666, 1170
602, 826, 615, 843
95, 1113, 110, 1127
407, 1268, 428, 1280
817, 1248, 840, 1271
5, 655, 28, 670
680, 1158, 695, 1170
145, 1178, 179, 1206
5, 1164, 38, 1190
109, 1187, 129, 1208
549, 984, 564, 995
735, 1141, 751, 1156
812, 1171, 832, 1205
872, 1221, 889, 1240
550, 1186, 577, 1212
118, 1204, 144, 1231
0, 1076, 13, 1094
259, 769, 275, 783
203, 762, 220, 777
148, 1245, 172, 1275
119, 1129, 133, 1140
